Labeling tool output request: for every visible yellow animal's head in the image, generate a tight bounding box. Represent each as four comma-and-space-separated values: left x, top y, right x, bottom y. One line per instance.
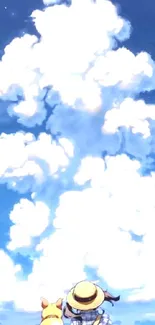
41, 297, 63, 322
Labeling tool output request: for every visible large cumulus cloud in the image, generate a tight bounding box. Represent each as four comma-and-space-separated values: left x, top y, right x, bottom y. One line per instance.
0, 0, 155, 321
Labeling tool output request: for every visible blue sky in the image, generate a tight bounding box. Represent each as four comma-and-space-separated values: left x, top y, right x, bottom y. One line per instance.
0, 0, 155, 324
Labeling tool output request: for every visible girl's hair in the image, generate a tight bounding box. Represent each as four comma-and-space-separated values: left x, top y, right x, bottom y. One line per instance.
104, 291, 120, 307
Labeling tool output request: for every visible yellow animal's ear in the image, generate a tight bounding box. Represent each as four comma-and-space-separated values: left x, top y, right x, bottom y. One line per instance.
56, 298, 63, 310
41, 297, 49, 309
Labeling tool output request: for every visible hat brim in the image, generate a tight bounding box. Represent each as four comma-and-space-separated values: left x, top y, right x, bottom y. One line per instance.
67, 286, 105, 311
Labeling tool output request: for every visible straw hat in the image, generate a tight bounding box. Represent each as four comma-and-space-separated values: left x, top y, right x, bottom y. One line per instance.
66, 281, 105, 311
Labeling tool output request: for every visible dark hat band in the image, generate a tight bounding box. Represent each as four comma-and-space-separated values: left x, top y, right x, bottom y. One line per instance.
73, 290, 97, 303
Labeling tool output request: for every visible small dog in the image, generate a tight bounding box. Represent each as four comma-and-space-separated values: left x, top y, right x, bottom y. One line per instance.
40, 297, 63, 325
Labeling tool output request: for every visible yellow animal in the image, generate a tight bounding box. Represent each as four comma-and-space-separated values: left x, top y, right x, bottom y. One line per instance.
40, 297, 63, 325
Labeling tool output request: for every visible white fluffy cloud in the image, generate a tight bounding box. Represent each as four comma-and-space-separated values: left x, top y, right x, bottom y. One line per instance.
0, 0, 154, 137
0, 250, 20, 302
0, 154, 154, 311
0, 0, 154, 134
0, 0, 154, 126
0, 34, 47, 127
103, 97, 155, 138
87, 48, 155, 92
0, 0, 132, 122
0, 0, 155, 315
53, 155, 155, 300
7, 199, 50, 250
0, 131, 73, 193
